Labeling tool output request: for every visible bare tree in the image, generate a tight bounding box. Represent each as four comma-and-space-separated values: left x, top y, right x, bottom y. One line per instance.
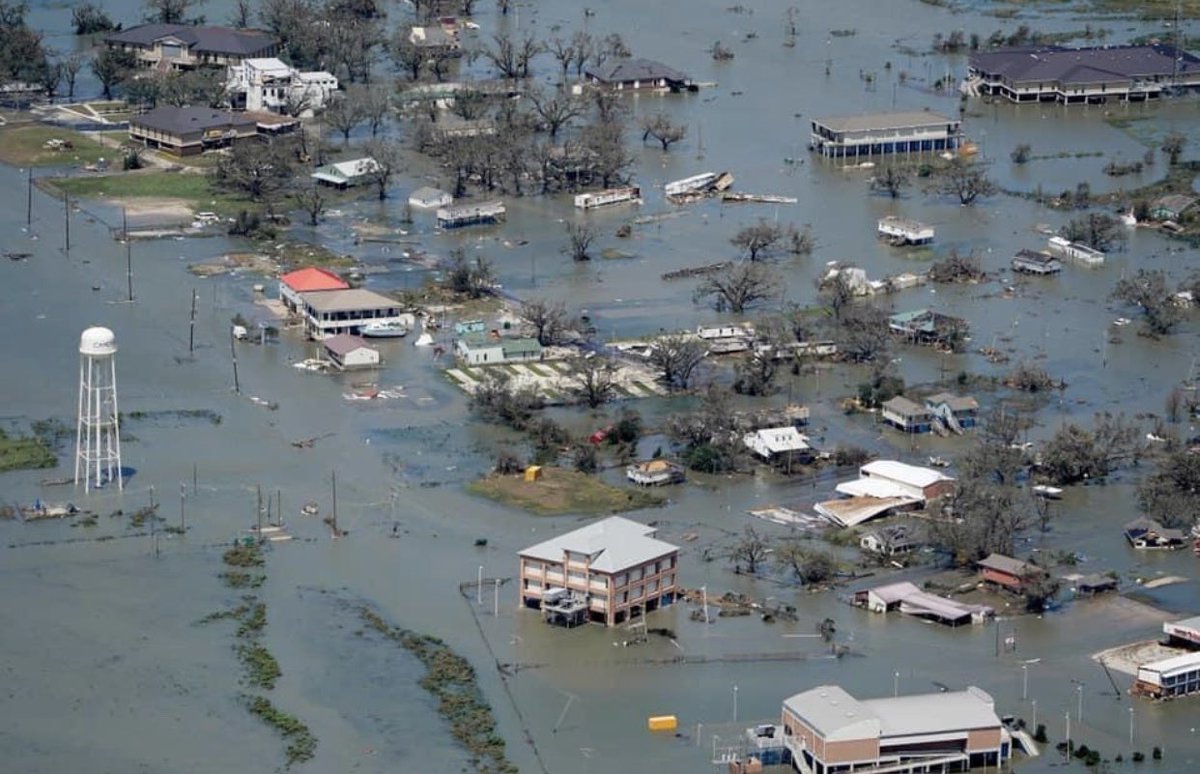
546, 35, 576, 79
1061, 213, 1126, 252
1161, 132, 1188, 166
934, 159, 998, 205
570, 30, 595, 76
390, 26, 426, 80
818, 270, 855, 322
143, 0, 198, 24
357, 85, 391, 136
292, 183, 327, 226
1010, 143, 1032, 164
522, 298, 569, 345
776, 541, 836, 584
323, 92, 365, 142
362, 138, 401, 199
870, 165, 910, 198
832, 304, 891, 363
928, 249, 985, 284
731, 219, 785, 261
214, 138, 297, 210
484, 31, 541, 79
640, 113, 687, 151
230, 0, 253, 27
694, 263, 779, 313
1039, 412, 1143, 485
649, 333, 706, 391
1138, 446, 1200, 527
733, 347, 779, 396
568, 356, 619, 408
528, 86, 586, 139
730, 526, 770, 574
563, 221, 596, 261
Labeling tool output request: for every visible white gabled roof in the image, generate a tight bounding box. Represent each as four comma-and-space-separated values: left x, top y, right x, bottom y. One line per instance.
519, 516, 678, 574
744, 426, 810, 454
244, 57, 291, 75
861, 460, 953, 488
782, 686, 881, 741
784, 684, 1001, 742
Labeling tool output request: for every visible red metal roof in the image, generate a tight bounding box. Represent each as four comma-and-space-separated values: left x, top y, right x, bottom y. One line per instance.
280, 267, 348, 292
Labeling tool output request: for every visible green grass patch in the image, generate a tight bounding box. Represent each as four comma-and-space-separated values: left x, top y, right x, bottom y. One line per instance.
467, 466, 665, 516
244, 695, 317, 767
525, 363, 555, 377
238, 642, 282, 689
0, 125, 112, 167
223, 543, 265, 568
50, 171, 248, 215
0, 428, 56, 472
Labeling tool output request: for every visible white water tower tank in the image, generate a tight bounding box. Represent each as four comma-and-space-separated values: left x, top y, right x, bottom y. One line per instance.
75, 326, 123, 492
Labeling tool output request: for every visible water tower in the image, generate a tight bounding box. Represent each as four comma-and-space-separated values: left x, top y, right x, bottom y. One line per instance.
75, 326, 123, 493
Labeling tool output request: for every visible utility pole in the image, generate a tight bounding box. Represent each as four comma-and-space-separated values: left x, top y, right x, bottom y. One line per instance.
122, 206, 128, 241
229, 326, 240, 393
331, 471, 338, 535
26, 166, 32, 226
256, 484, 263, 534
192, 462, 198, 494
63, 192, 70, 253
189, 289, 198, 353
493, 578, 500, 616
179, 482, 186, 531
126, 239, 133, 302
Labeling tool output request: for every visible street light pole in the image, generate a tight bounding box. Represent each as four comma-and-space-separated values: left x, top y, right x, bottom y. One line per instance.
894, 671, 900, 697
1065, 712, 1071, 757
1129, 707, 1135, 745
1076, 684, 1083, 724
1022, 665, 1028, 701
733, 684, 739, 723
1031, 699, 1037, 731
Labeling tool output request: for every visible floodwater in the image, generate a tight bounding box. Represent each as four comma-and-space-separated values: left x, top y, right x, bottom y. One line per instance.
3, 0, 1200, 772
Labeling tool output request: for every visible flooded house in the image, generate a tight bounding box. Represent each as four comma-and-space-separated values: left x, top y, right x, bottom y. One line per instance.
322, 334, 380, 370
518, 516, 679, 627
1150, 194, 1198, 222
924, 392, 980, 431
966, 44, 1200, 104
743, 427, 813, 468
888, 308, 968, 349
574, 186, 643, 210
808, 110, 962, 160
129, 106, 259, 156
278, 266, 349, 315
818, 461, 952, 528
454, 332, 542, 365
977, 553, 1046, 593
626, 459, 685, 486
584, 57, 692, 91
880, 396, 934, 433
859, 525, 918, 557
436, 201, 506, 229
1133, 650, 1200, 700
1011, 249, 1062, 275
311, 157, 380, 189
105, 23, 279, 71
854, 581, 993, 626
1047, 236, 1105, 267
408, 186, 453, 209
1124, 517, 1187, 549
780, 685, 1010, 773
877, 215, 935, 246
297, 288, 407, 340
226, 57, 337, 115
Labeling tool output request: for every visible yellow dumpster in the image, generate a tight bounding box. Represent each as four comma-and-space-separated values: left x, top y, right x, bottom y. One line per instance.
647, 715, 678, 732
523, 465, 543, 482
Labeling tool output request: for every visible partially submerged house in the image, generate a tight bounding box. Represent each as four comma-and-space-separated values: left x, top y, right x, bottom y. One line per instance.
106, 23, 279, 71
311, 157, 380, 189
1150, 194, 1198, 222
859, 525, 918, 556
977, 553, 1046, 592
781, 685, 1010, 773
743, 427, 813, 467
278, 266, 349, 315
1124, 517, 1186, 549
854, 581, 993, 625
584, 57, 692, 91
226, 57, 337, 115
1133, 650, 1200, 699
1047, 236, 1105, 266
1164, 616, 1200, 649
437, 201, 506, 229
889, 308, 968, 348
626, 459, 686, 486
455, 332, 542, 365
877, 215, 934, 245
518, 515, 679, 627
129, 106, 258, 156
818, 461, 953, 528
1011, 249, 1062, 275
297, 288, 407, 340
925, 392, 979, 431
880, 396, 934, 434
322, 334, 380, 370
1065, 573, 1118, 597
408, 186, 452, 209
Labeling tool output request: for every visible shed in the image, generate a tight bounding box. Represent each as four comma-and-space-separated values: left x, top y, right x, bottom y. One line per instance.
1012, 249, 1061, 275
523, 465, 543, 482
977, 553, 1044, 591
409, 186, 452, 209
323, 334, 380, 369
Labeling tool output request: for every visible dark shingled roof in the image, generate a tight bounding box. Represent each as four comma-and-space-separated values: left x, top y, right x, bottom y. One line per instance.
970, 44, 1200, 85
586, 57, 689, 84
107, 24, 277, 56
132, 106, 256, 135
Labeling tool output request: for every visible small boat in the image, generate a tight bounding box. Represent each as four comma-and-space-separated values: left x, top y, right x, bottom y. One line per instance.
301, 502, 320, 516
1032, 485, 1063, 500
928, 456, 950, 468
361, 320, 408, 338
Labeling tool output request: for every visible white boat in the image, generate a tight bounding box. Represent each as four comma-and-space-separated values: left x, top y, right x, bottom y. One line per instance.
361, 320, 408, 338
1032, 485, 1063, 500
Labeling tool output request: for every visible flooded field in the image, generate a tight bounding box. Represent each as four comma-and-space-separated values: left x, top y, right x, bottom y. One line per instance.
3, 0, 1200, 772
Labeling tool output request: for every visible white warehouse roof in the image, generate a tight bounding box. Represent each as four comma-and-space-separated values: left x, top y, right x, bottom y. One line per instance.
784, 684, 1001, 741
519, 516, 678, 573
861, 460, 953, 489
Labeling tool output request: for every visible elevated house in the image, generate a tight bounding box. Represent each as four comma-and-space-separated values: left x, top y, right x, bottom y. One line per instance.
455, 332, 542, 365
977, 553, 1045, 592
966, 44, 1200, 104
877, 215, 935, 245
106, 24, 278, 71
518, 516, 679, 627
297, 288, 407, 340
409, 25, 461, 54
584, 57, 692, 91
226, 57, 337, 115
1164, 616, 1200, 650
925, 392, 979, 431
129, 106, 257, 156
1012, 249, 1062, 275
781, 685, 1010, 774
743, 427, 813, 468
1066, 573, 1118, 597
854, 581, 993, 626
888, 308, 968, 349
278, 266, 349, 315
809, 110, 962, 159
626, 459, 686, 487
880, 396, 934, 433
311, 157, 380, 189
1124, 517, 1186, 549
437, 201, 506, 229
322, 334, 380, 370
